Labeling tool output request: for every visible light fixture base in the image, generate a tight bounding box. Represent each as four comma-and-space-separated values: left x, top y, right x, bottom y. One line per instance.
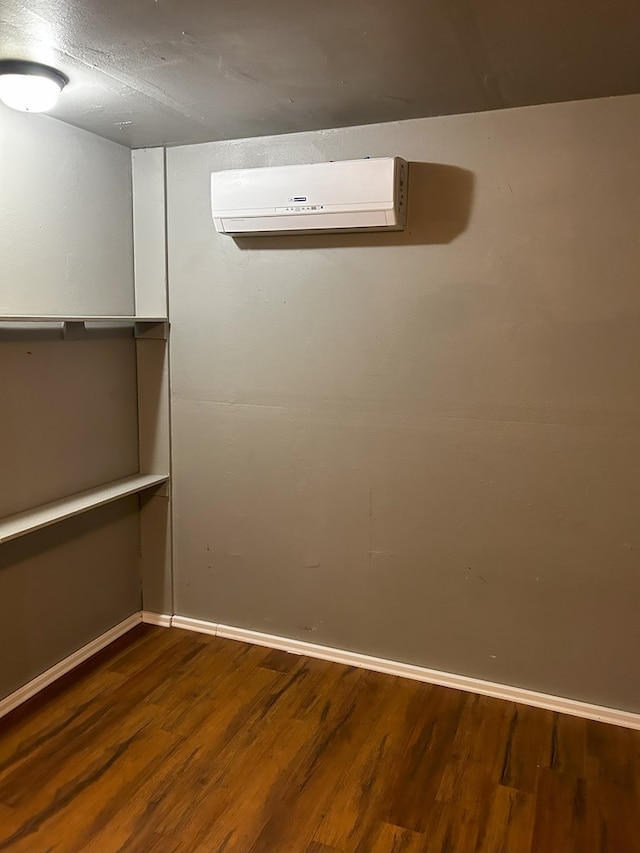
0, 60, 68, 112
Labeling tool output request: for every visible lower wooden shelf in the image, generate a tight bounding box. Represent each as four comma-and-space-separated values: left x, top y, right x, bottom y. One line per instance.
0, 315, 166, 322
0, 474, 169, 545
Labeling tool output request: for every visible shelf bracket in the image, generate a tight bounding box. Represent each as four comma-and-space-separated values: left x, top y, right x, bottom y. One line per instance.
135, 320, 168, 340
62, 321, 86, 340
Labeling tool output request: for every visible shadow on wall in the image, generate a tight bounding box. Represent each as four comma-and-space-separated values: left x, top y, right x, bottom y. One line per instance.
234, 162, 475, 250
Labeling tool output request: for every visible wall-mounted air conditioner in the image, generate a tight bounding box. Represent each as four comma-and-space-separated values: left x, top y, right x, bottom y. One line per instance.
211, 157, 408, 235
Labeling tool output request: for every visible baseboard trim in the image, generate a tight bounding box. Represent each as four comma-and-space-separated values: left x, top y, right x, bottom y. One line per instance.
171, 615, 640, 731
141, 611, 173, 627
171, 615, 217, 636
0, 613, 142, 721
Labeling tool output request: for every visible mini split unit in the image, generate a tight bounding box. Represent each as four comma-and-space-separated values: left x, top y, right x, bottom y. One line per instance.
211, 157, 408, 235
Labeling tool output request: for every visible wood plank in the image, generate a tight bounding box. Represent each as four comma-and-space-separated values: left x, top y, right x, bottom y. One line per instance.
62, 727, 193, 853
549, 711, 587, 776
0, 804, 14, 825
244, 669, 393, 853
355, 821, 425, 853
384, 684, 468, 832
585, 721, 640, 852
475, 785, 535, 853
306, 843, 344, 853
530, 769, 598, 853
0, 701, 176, 851
498, 703, 555, 793
181, 661, 366, 851
312, 675, 420, 850
259, 647, 301, 673
425, 692, 516, 851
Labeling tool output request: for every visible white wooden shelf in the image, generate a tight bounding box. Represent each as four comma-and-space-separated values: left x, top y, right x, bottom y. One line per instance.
0, 474, 169, 545
0, 316, 168, 339
0, 315, 166, 323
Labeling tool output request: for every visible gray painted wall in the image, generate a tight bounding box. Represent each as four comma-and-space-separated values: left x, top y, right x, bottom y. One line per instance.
0, 111, 140, 700
0, 335, 139, 518
167, 94, 640, 712
0, 500, 141, 698
0, 106, 133, 317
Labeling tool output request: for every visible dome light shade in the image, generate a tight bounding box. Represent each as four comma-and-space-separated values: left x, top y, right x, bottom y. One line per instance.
0, 60, 68, 112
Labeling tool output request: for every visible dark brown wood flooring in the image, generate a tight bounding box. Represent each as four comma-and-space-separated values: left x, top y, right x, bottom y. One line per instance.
0, 625, 639, 852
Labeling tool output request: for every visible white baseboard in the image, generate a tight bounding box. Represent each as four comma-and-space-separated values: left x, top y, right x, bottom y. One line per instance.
171, 614, 217, 636
141, 611, 173, 628
171, 615, 640, 731
0, 613, 142, 721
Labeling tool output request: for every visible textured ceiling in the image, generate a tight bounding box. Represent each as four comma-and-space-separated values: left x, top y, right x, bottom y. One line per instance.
1, 0, 639, 148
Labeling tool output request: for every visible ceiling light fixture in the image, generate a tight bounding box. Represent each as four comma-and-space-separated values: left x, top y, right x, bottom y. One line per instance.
0, 60, 68, 113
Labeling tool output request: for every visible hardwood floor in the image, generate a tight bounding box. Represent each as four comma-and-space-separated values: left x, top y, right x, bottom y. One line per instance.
0, 625, 639, 852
